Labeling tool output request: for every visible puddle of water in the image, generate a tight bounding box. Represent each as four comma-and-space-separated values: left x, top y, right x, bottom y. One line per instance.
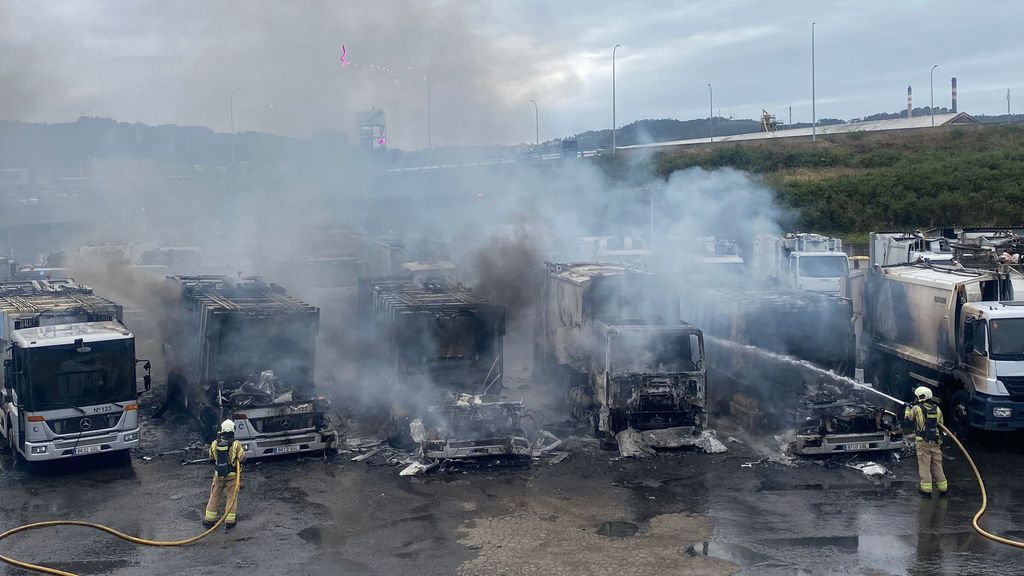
597, 521, 639, 538
298, 526, 323, 546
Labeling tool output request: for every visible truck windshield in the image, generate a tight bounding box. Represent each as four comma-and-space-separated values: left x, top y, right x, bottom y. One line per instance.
798, 255, 849, 278
24, 340, 135, 411
610, 332, 701, 375
989, 319, 1024, 360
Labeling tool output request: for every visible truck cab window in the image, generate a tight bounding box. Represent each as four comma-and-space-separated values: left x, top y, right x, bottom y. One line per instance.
972, 319, 988, 354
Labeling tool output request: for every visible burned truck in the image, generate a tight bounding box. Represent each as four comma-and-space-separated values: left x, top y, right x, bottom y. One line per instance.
162, 275, 337, 457
535, 262, 707, 439
359, 277, 529, 459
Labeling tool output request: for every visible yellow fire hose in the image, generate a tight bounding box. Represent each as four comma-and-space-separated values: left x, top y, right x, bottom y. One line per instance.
0, 460, 241, 576
938, 423, 1024, 549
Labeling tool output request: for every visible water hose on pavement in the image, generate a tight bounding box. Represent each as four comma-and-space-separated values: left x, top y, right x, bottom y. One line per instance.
0, 460, 241, 576
851, 381, 1024, 549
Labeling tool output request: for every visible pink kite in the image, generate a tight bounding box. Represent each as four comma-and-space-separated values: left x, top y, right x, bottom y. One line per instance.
377, 137, 387, 145
339, 45, 349, 66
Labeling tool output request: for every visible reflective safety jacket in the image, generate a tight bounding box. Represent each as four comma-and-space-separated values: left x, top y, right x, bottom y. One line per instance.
904, 402, 943, 443
209, 436, 245, 477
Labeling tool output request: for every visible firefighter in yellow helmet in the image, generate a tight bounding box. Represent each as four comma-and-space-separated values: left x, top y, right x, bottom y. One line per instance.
204, 419, 246, 528
904, 386, 947, 496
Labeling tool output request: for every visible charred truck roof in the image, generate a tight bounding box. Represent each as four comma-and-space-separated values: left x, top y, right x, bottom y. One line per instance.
165, 275, 320, 394
359, 277, 506, 402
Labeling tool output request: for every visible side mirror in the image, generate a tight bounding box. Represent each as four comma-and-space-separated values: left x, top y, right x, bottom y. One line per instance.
2, 359, 10, 368
143, 374, 152, 392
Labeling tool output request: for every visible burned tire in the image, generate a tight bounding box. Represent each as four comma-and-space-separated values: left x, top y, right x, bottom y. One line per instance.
199, 407, 220, 443
949, 389, 973, 439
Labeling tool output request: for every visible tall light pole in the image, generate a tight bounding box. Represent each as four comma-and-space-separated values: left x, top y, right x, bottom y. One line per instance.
77, 109, 91, 178
530, 99, 539, 147
426, 64, 435, 165
612, 44, 621, 155
707, 83, 714, 143
930, 64, 938, 126
811, 22, 816, 142
230, 87, 241, 166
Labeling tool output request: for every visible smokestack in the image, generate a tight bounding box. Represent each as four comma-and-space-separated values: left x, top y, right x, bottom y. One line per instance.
951, 77, 958, 113
907, 86, 912, 118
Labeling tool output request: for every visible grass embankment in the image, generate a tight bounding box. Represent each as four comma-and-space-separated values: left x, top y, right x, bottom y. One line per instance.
653, 125, 1024, 238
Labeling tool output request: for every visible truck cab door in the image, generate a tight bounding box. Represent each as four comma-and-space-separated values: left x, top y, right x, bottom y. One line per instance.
964, 317, 991, 392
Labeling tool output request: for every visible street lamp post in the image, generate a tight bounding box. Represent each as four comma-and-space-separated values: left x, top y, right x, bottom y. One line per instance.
930, 64, 938, 126
707, 83, 714, 143
230, 88, 241, 166
426, 65, 435, 165
612, 44, 621, 155
811, 22, 816, 142
530, 99, 539, 147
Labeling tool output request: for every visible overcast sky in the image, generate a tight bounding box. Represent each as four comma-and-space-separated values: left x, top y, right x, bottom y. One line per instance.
2, 1, 1022, 149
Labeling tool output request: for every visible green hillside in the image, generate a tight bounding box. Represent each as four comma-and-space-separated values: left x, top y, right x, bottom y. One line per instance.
652, 124, 1024, 237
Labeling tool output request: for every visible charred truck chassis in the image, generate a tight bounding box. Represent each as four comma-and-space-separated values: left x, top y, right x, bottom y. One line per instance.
536, 263, 707, 440
163, 275, 337, 458
793, 389, 904, 456
359, 277, 522, 458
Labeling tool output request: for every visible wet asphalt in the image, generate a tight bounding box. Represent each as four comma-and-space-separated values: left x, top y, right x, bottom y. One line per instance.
2, 330, 1024, 575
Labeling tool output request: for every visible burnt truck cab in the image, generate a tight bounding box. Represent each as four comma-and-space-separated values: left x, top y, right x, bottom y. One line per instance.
593, 323, 706, 435
537, 263, 708, 440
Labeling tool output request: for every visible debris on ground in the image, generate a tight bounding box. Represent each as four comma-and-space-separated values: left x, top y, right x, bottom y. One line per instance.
351, 448, 383, 462
548, 451, 570, 465
616, 429, 656, 458
399, 461, 438, 476
847, 460, 889, 477
532, 430, 563, 456
618, 428, 729, 458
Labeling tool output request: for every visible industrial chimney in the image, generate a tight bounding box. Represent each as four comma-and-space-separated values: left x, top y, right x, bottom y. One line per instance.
951, 77, 958, 113
907, 86, 913, 118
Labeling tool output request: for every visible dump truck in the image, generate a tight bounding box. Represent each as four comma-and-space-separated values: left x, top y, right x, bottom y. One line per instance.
751, 233, 850, 295
535, 262, 707, 439
162, 275, 337, 457
0, 279, 149, 461
862, 259, 1024, 431
359, 277, 526, 458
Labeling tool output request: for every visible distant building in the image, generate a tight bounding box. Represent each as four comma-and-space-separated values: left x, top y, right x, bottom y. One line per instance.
356, 109, 387, 152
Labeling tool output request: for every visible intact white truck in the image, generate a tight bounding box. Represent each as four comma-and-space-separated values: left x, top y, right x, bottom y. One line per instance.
0, 279, 149, 461
863, 257, 1024, 431
752, 233, 850, 295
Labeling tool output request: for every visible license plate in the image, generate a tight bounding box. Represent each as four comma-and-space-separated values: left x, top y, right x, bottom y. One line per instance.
845, 443, 870, 451
75, 445, 102, 455
274, 445, 300, 454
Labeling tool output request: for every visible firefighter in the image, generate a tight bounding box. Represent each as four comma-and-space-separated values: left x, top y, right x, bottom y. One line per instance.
904, 386, 947, 497
203, 419, 246, 528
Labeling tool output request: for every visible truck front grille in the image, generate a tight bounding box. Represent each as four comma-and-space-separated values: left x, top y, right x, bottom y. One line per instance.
47, 413, 122, 435
1001, 377, 1024, 400
251, 414, 317, 434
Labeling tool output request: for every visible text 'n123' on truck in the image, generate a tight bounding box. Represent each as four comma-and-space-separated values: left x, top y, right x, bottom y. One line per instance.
0, 279, 151, 461
161, 275, 337, 458
535, 262, 706, 441
864, 232, 1024, 431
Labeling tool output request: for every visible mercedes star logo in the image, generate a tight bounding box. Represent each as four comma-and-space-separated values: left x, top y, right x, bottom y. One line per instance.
279, 418, 291, 430
79, 417, 93, 431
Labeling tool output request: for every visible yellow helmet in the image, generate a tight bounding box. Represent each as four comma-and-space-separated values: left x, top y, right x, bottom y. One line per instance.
914, 386, 933, 401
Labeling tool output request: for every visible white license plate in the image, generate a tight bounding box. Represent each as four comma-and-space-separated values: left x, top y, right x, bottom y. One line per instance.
75, 445, 102, 455
845, 443, 870, 451
274, 445, 300, 454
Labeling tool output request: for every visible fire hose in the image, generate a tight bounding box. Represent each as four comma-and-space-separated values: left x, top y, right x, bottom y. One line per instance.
0, 460, 241, 576
852, 382, 1024, 550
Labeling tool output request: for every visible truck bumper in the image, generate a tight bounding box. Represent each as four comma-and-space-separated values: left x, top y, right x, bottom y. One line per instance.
794, 431, 905, 456
969, 393, 1024, 430
24, 428, 140, 461
239, 429, 338, 459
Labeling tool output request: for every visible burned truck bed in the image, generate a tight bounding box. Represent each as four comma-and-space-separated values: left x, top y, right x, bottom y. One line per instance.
163, 275, 337, 457
359, 277, 520, 459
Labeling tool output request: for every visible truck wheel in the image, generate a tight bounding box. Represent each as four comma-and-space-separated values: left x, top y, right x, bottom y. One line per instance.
949, 390, 973, 438
200, 408, 219, 442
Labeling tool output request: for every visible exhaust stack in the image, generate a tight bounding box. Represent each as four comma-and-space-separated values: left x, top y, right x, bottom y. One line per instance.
951, 77, 958, 113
